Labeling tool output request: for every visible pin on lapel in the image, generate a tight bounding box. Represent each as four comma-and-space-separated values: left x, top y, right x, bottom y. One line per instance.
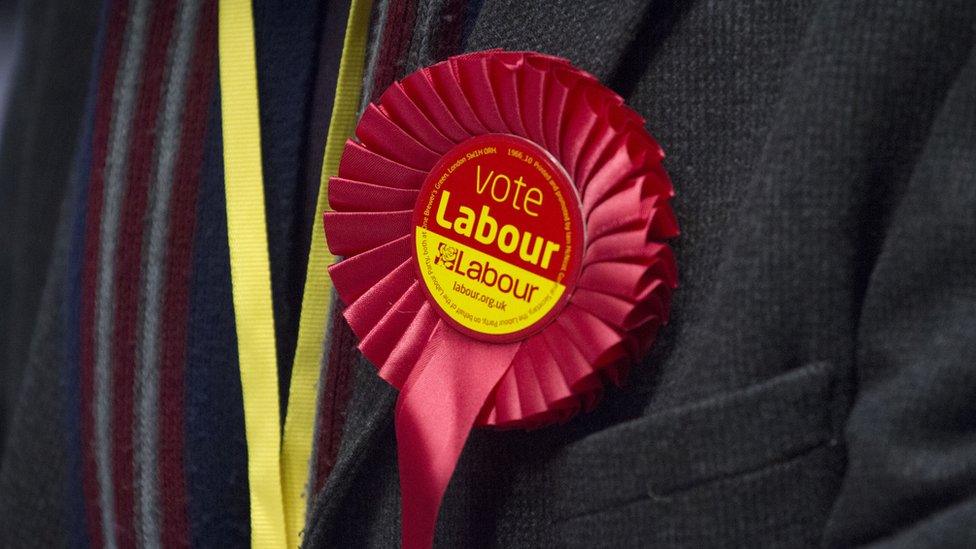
323, 50, 678, 549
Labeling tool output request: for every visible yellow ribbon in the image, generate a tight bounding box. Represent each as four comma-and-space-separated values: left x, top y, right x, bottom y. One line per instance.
218, 0, 373, 546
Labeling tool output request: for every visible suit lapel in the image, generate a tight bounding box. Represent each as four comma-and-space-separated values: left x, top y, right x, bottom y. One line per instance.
306, 0, 654, 540
305, 356, 396, 540
466, 0, 657, 81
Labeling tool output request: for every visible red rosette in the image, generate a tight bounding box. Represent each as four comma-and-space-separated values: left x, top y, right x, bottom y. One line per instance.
324, 50, 678, 548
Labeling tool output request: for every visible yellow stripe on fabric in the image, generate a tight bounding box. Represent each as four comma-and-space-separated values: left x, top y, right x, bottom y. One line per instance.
217, 1, 287, 547
280, 0, 374, 546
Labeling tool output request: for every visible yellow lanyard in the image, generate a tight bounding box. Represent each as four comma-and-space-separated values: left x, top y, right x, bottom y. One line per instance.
217, 0, 373, 546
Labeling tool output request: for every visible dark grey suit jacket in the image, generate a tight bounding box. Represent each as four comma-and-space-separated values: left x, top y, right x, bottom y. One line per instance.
305, 0, 976, 547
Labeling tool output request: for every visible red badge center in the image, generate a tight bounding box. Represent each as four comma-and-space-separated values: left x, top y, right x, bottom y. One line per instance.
413, 134, 584, 342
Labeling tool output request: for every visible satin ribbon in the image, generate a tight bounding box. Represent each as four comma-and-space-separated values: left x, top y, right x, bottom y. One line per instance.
396, 324, 519, 548
218, 0, 372, 546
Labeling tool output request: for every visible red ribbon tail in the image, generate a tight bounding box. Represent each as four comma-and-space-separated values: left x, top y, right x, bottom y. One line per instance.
395, 322, 518, 549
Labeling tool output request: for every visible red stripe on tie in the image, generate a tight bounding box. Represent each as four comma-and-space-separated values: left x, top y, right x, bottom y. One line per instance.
158, 2, 217, 546
80, 2, 132, 546
111, 4, 178, 545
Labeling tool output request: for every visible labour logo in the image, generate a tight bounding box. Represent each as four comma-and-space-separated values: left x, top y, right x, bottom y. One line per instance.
434, 243, 459, 269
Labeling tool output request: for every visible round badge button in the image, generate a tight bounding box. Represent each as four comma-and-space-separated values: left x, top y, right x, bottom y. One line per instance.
412, 134, 585, 342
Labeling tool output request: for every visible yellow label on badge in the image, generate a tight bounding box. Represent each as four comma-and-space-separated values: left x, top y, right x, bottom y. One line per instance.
415, 228, 568, 336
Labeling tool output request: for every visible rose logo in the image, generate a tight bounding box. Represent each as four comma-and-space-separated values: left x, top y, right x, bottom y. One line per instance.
434, 242, 459, 269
